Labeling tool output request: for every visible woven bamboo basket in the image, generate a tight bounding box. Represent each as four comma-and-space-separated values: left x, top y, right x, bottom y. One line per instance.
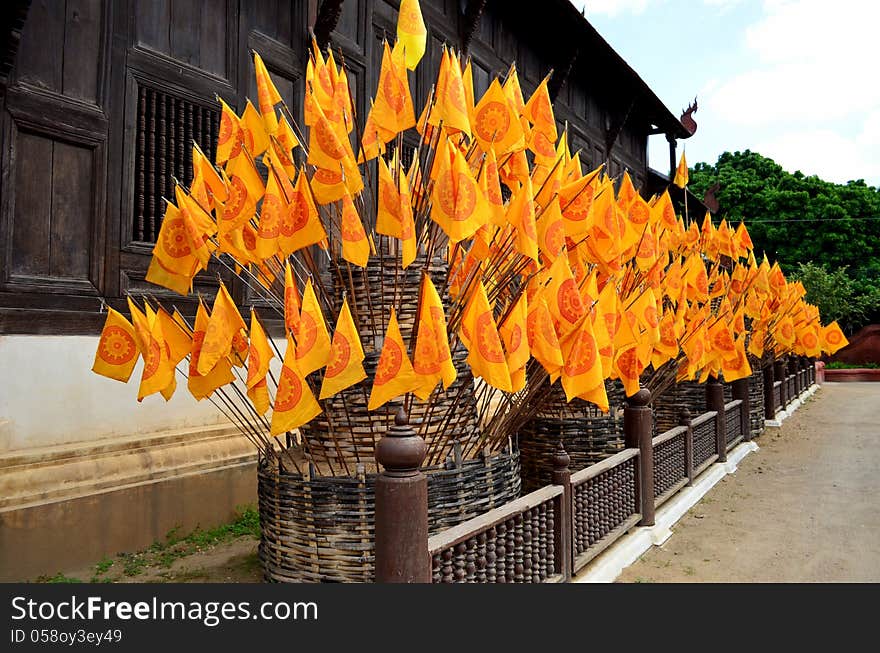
518, 380, 626, 492
651, 380, 708, 434
257, 445, 521, 583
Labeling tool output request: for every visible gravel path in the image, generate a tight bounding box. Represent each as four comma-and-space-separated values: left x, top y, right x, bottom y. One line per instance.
617, 382, 880, 583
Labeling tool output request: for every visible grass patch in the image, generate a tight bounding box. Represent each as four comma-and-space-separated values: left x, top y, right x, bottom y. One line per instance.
825, 361, 879, 369
35, 572, 82, 584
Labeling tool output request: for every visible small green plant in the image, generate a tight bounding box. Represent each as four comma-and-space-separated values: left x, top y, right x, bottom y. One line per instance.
94, 556, 114, 576
36, 572, 82, 584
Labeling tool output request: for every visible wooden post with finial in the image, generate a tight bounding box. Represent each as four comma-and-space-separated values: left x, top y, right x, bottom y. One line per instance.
625, 388, 655, 527
375, 407, 430, 583
707, 376, 727, 462
731, 376, 751, 441
551, 442, 572, 581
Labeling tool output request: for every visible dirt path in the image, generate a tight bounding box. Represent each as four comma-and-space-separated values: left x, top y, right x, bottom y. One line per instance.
618, 382, 880, 583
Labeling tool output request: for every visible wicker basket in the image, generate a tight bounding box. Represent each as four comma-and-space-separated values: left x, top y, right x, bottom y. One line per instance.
518, 380, 625, 492
651, 380, 708, 434
257, 446, 521, 583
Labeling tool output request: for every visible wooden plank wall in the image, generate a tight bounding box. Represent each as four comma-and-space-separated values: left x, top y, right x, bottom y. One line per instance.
0, 0, 651, 335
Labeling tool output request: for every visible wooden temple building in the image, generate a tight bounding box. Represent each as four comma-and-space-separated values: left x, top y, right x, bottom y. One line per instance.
0, 0, 698, 580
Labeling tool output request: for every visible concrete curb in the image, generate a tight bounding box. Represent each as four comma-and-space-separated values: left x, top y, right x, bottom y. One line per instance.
573, 441, 759, 583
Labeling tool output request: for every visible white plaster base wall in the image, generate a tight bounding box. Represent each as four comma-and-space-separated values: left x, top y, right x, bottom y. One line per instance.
0, 334, 289, 452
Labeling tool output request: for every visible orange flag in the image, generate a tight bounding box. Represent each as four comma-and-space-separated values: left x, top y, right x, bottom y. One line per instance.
270, 338, 322, 435
368, 308, 421, 410
430, 139, 488, 242
147, 201, 200, 294
239, 99, 269, 157
340, 189, 371, 267
368, 41, 416, 136
472, 78, 524, 156
820, 321, 848, 355
253, 51, 282, 133
319, 298, 366, 399
197, 283, 247, 376
526, 294, 563, 375
284, 261, 301, 335
246, 309, 274, 415
279, 169, 327, 255
295, 277, 331, 376
92, 308, 140, 383
543, 254, 586, 336
506, 176, 539, 261
256, 167, 285, 260
307, 101, 354, 173
396, 0, 427, 70
215, 98, 243, 165
461, 280, 512, 392
412, 275, 457, 399
673, 151, 688, 188
129, 298, 175, 402
188, 299, 235, 401
721, 335, 752, 382
498, 292, 530, 389
560, 316, 606, 408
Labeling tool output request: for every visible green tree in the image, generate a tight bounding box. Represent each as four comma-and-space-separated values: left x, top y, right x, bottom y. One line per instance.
690, 150, 880, 328
789, 263, 879, 334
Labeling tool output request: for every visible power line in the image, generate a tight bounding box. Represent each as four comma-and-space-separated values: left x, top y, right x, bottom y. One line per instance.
739, 216, 880, 224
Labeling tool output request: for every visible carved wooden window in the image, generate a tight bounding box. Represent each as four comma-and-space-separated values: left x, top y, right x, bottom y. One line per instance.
132, 84, 219, 243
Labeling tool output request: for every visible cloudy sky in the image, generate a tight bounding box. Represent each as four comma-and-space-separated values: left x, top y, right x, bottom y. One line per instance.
570, 0, 880, 186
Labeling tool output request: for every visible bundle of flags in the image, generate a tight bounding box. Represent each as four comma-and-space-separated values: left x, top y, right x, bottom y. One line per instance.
91, 0, 848, 446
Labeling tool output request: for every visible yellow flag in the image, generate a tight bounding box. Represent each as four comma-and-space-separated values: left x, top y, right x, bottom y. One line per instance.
188, 300, 235, 400
499, 292, 530, 373
673, 150, 689, 188
472, 78, 524, 156
295, 277, 331, 376
820, 320, 848, 355
270, 338, 322, 435
560, 316, 606, 408
368, 308, 421, 410
197, 283, 247, 375
92, 308, 140, 383
340, 189, 370, 267
256, 166, 285, 260
279, 169, 328, 255
284, 261, 301, 335
157, 306, 192, 367
412, 274, 457, 399
129, 299, 175, 402
396, 0, 427, 70
246, 309, 274, 415
721, 335, 752, 383
253, 51, 282, 134
543, 254, 585, 336
461, 280, 512, 392
319, 298, 366, 400
368, 41, 416, 135
431, 139, 489, 242
239, 99, 269, 157
215, 98, 243, 165
526, 295, 563, 375
506, 176, 539, 261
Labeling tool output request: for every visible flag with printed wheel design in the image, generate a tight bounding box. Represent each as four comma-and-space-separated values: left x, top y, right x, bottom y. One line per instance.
92, 308, 141, 383
319, 298, 366, 400
197, 284, 247, 376
188, 299, 235, 400
412, 274, 457, 399
460, 280, 512, 392
295, 277, 331, 376
270, 338, 322, 435
246, 309, 274, 414
368, 308, 421, 410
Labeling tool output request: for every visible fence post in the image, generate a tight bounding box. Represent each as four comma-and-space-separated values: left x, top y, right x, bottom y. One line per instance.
774, 359, 787, 408
551, 442, 572, 581
763, 364, 775, 419
706, 376, 727, 463
731, 376, 751, 441
789, 357, 799, 398
374, 408, 430, 583
625, 388, 654, 527
680, 408, 694, 486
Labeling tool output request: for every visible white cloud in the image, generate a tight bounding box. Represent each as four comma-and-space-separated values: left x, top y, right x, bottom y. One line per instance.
704, 0, 880, 183
755, 128, 880, 185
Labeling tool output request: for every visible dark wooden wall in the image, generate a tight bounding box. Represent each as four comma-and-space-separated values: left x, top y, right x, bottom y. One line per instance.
0, 0, 655, 335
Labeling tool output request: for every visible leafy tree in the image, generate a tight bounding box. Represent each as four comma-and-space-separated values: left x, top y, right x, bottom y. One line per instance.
690, 150, 880, 328
789, 263, 880, 334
